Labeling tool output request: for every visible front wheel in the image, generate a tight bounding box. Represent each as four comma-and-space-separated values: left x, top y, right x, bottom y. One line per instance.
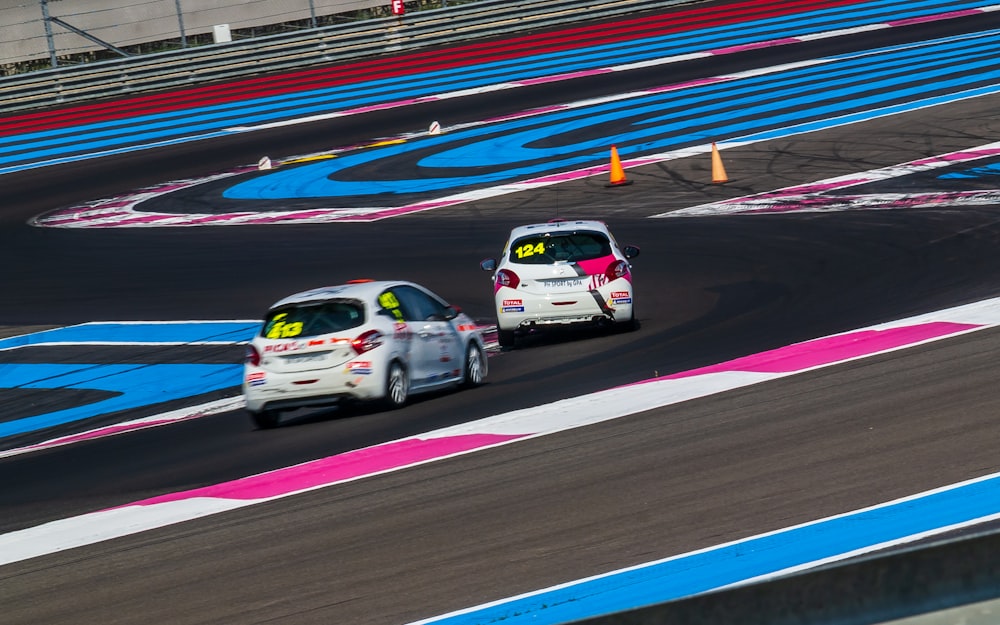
382, 361, 409, 409
462, 343, 487, 388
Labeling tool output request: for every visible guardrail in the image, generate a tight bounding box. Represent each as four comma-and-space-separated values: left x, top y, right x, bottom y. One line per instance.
0, 0, 698, 114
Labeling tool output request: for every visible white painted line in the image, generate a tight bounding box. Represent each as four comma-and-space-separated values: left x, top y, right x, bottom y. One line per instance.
3, 296, 1000, 566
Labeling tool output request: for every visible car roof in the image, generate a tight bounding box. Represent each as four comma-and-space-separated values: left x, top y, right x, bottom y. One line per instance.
268, 280, 416, 309
507, 219, 611, 241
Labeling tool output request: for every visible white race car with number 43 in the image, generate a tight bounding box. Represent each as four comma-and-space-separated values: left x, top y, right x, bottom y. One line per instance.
480, 219, 640, 348
243, 280, 487, 429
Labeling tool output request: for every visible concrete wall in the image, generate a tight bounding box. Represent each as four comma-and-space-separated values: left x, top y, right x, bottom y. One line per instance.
0, 0, 385, 65
578, 529, 1000, 625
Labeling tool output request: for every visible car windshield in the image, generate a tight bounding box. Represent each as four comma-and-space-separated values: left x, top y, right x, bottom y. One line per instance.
261, 300, 365, 339
509, 231, 612, 265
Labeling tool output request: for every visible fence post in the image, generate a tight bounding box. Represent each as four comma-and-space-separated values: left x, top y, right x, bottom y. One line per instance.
308, 0, 317, 28
39, 0, 58, 68
175, 0, 187, 47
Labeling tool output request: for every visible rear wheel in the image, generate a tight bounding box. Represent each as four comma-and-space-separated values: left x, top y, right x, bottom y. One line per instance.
250, 410, 280, 429
382, 361, 409, 409
497, 329, 516, 350
462, 343, 487, 388
616, 306, 640, 333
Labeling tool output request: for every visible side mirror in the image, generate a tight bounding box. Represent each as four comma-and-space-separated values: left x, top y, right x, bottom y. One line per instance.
480, 258, 497, 271
443, 306, 460, 320
623, 245, 640, 259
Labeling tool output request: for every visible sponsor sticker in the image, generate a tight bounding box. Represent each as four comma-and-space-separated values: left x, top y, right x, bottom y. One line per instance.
545, 278, 584, 287
610, 290, 632, 305
264, 341, 305, 353
346, 361, 373, 375
246, 372, 267, 387
502, 298, 525, 313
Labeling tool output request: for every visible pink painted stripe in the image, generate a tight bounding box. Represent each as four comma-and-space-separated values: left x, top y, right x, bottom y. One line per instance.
667, 322, 981, 379
713, 37, 802, 55
244, 209, 346, 224
754, 180, 870, 197
190, 213, 261, 224
909, 148, 1000, 166
648, 76, 730, 93
122, 433, 527, 506
888, 9, 981, 26
98, 214, 179, 226
37, 210, 133, 226
336, 199, 465, 221
12, 419, 184, 454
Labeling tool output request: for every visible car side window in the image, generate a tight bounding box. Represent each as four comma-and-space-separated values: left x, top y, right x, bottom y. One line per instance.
395, 286, 449, 321
378, 289, 411, 322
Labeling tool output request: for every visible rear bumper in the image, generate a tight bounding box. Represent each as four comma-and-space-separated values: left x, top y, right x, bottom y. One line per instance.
243, 366, 383, 413
494, 285, 633, 332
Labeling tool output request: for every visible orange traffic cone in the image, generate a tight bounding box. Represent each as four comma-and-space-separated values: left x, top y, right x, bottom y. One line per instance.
606, 145, 633, 187
711, 142, 728, 183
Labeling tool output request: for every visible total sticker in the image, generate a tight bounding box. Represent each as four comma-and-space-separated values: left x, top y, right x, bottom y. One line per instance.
610, 290, 632, 305
502, 298, 525, 313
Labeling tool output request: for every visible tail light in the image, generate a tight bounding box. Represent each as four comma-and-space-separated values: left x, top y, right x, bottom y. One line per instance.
352, 329, 384, 354
605, 260, 629, 281
496, 269, 520, 289
244, 344, 261, 367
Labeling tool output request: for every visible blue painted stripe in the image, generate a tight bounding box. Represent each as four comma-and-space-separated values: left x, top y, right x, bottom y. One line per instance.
220, 30, 1000, 198
0, 0, 990, 170
0, 363, 243, 438
939, 163, 1000, 178
0, 321, 259, 351
0, 130, 236, 175
416, 474, 1000, 625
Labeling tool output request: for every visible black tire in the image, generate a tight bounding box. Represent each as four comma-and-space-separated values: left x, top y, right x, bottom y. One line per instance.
497, 329, 516, 350
382, 361, 409, 409
462, 342, 487, 388
250, 409, 280, 429
616, 307, 640, 333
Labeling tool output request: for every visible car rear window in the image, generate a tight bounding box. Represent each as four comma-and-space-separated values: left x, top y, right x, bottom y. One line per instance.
261, 300, 365, 339
509, 231, 612, 265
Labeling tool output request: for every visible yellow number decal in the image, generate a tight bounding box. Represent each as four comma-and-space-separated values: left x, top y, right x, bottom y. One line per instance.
379, 292, 405, 321
265, 312, 304, 339
265, 313, 287, 338
379, 292, 400, 309
515, 241, 546, 259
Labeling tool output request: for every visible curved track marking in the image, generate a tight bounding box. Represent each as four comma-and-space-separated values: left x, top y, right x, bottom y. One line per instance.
660, 141, 1000, 216
30, 26, 1000, 227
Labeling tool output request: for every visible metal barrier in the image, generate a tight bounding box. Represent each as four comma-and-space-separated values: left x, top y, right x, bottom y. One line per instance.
0, 0, 698, 114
